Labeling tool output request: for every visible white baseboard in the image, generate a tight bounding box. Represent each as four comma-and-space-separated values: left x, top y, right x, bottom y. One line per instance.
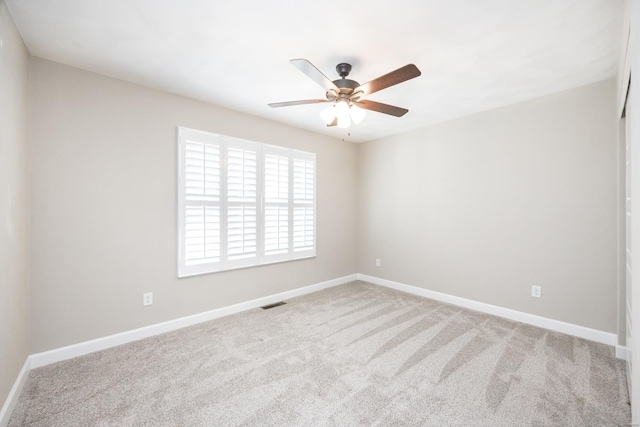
26, 272, 625, 371
616, 345, 629, 361
30, 274, 357, 369
358, 274, 619, 350
0, 358, 30, 427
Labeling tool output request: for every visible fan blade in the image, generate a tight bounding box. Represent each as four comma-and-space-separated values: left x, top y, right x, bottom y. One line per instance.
326, 117, 338, 127
290, 59, 339, 93
268, 99, 330, 108
354, 64, 421, 97
355, 100, 408, 117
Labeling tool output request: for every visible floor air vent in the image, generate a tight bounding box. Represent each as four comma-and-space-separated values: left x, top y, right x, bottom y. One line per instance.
261, 301, 286, 310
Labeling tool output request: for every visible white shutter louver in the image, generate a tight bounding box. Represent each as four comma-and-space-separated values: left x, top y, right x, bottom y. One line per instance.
293, 157, 315, 252
178, 127, 315, 277
185, 142, 220, 202
226, 144, 258, 262
184, 140, 221, 265
227, 206, 256, 259
264, 151, 289, 256
184, 206, 220, 264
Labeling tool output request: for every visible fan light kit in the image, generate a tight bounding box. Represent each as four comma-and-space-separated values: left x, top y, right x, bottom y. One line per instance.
320, 99, 366, 129
269, 59, 421, 129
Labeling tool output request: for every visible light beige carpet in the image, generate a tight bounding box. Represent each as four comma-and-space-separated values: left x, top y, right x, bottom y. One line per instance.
9, 281, 630, 426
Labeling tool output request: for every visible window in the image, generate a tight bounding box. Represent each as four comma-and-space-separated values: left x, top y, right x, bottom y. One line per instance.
177, 127, 316, 277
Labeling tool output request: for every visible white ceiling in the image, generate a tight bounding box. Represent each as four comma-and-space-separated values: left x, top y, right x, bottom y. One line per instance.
6, 0, 622, 143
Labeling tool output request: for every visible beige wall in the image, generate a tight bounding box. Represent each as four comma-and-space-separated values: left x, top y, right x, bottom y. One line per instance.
357, 79, 618, 333
29, 58, 357, 353
0, 0, 29, 410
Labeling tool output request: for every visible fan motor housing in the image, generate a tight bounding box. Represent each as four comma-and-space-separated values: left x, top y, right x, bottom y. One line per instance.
328, 78, 360, 101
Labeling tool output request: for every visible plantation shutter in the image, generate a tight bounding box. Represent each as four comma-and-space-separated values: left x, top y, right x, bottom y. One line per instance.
178, 127, 315, 277
263, 146, 290, 260
225, 138, 258, 268
178, 129, 222, 277
292, 152, 315, 255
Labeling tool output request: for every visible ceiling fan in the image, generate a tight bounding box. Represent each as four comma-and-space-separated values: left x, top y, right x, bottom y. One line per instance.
268, 59, 421, 128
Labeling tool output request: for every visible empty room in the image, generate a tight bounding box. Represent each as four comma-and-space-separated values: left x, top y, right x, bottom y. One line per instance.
2, 0, 640, 425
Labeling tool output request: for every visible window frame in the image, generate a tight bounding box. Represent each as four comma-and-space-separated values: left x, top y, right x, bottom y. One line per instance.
177, 127, 316, 278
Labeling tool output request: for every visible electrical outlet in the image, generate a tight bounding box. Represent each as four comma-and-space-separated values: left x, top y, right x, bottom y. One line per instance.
143, 292, 153, 306
531, 286, 541, 298
376, 258, 381, 267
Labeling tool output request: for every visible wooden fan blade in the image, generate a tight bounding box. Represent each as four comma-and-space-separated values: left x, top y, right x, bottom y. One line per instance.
290, 59, 339, 93
326, 117, 338, 127
268, 99, 330, 108
354, 64, 421, 97
355, 100, 409, 117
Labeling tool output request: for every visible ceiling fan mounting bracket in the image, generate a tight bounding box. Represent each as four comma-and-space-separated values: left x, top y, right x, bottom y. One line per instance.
336, 63, 352, 78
